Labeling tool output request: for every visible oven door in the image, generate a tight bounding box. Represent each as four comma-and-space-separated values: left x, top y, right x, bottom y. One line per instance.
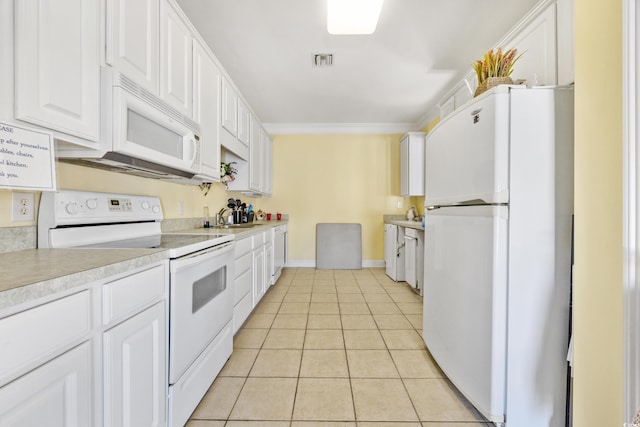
169, 242, 234, 384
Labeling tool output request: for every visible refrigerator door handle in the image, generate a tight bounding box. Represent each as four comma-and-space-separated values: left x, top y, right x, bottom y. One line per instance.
426, 206, 440, 211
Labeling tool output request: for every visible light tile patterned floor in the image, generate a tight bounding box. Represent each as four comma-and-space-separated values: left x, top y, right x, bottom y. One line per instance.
187, 267, 490, 427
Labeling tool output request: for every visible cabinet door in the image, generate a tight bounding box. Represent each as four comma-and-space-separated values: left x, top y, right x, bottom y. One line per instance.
14, 0, 100, 141
237, 99, 251, 145
252, 245, 265, 306
160, 0, 193, 117
263, 131, 273, 195
249, 116, 263, 192
193, 40, 221, 181
0, 342, 93, 426
400, 136, 409, 196
106, 0, 159, 94
220, 77, 238, 136
265, 242, 273, 288
104, 302, 166, 427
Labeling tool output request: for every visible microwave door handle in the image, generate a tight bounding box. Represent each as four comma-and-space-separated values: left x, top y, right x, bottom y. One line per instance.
185, 137, 198, 166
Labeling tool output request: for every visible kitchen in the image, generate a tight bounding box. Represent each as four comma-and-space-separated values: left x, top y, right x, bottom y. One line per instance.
0, 0, 626, 426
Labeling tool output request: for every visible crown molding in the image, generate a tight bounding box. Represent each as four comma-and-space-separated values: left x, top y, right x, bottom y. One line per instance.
262, 122, 418, 135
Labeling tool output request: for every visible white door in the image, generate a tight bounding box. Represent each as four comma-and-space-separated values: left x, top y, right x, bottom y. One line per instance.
104, 302, 166, 427
160, 0, 192, 117
404, 232, 417, 288
0, 342, 93, 426
422, 205, 508, 423
193, 40, 221, 181
106, 0, 159, 94
237, 99, 251, 146
252, 244, 265, 306
220, 78, 238, 136
14, 0, 100, 141
425, 90, 510, 206
249, 116, 263, 192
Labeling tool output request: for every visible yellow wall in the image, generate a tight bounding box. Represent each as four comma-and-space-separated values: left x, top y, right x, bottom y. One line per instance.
257, 134, 409, 263
0, 134, 408, 264
573, 0, 623, 425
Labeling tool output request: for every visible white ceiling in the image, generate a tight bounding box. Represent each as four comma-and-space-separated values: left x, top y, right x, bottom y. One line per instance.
176, 0, 540, 130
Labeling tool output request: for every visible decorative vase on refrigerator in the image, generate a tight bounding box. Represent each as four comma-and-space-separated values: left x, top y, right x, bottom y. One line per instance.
422, 85, 574, 426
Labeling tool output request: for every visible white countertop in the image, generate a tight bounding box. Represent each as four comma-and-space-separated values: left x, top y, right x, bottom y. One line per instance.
384, 217, 424, 231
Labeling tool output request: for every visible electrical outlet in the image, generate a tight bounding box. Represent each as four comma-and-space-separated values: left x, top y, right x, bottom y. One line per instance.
397, 200, 403, 209
178, 201, 184, 216
12, 192, 35, 222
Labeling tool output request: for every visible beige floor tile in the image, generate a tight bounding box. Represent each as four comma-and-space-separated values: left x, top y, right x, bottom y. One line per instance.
234, 328, 269, 349
311, 293, 338, 302
288, 285, 313, 293
358, 285, 386, 294
343, 330, 387, 349
419, 423, 490, 427
307, 314, 342, 329
389, 350, 444, 378
336, 285, 362, 294
279, 302, 311, 314
229, 377, 297, 420
404, 314, 423, 330
243, 313, 276, 328
263, 329, 306, 349
363, 293, 392, 303
284, 293, 312, 303
226, 422, 290, 427
290, 279, 314, 287
373, 314, 413, 330
190, 377, 245, 420
250, 349, 302, 377
403, 379, 485, 422
253, 302, 282, 314
261, 292, 286, 303
293, 378, 355, 421
219, 348, 259, 377
358, 423, 420, 427
346, 350, 399, 378
309, 302, 340, 314
312, 285, 337, 294
351, 378, 419, 422
389, 292, 422, 303
291, 422, 356, 427
380, 330, 426, 350
396, 302, 423, 314
337, 293, 365, 303
185, 421, 226, 427
314, 278, 336, 285
300, 349, 349, 377
272, 313, 309, 329
341, 314, 377, 330
339, 303, 371, 314
304, 329, 345, 349
367, 303, 401, 315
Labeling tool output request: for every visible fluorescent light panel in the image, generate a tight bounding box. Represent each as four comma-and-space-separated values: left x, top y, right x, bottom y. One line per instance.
327, 0, 384, 35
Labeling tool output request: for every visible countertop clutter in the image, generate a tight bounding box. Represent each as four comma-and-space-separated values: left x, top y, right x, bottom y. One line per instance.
0, 220, 287, 312
383, 215, 424, 231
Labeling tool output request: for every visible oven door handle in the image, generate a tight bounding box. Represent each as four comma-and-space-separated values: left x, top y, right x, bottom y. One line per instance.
170, 241, 234, 273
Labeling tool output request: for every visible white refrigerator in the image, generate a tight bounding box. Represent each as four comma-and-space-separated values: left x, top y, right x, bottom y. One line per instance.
422, 86, 573, 426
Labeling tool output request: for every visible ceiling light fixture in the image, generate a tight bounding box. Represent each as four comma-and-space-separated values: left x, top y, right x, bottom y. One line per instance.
327, 0, 384, 35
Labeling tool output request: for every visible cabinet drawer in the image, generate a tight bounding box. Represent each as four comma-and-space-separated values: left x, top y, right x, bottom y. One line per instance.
234, 268, 251, 305
0, 290, 91, 384
265, 229, 274, 244
235, 252, 251, 278
103, 264, 166, 326
233, 292, 252, 334
234, 237, 251, 257
252, 232, 265, 248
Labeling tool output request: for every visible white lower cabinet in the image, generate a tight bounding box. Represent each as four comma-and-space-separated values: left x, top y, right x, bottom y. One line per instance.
103, 302, 166, 427
233, 237, 253, 332
252, 241, 266, 306
0, 261, 169, 427
0, 341, 93, 426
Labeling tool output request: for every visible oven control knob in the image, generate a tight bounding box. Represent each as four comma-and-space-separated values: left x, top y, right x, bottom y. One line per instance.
86, 199, 98, 210
152, 205, 160, 214
65, 202, 79, 215
141, 201, 150, 210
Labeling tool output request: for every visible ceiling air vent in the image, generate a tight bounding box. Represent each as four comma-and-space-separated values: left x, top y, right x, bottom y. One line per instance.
312, 53, 333, 67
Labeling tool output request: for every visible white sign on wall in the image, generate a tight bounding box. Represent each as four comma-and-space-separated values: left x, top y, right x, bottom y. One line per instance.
0, 122, 57, 191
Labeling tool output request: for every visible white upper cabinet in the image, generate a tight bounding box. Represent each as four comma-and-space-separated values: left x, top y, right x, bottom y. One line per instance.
221, 77, 238, 136
249, 116, 263, 192
14, 0, 100, 142
193, 39, 221, 181
262, 130, 273, 195
400, 132, 426, 197
237, 99, 251, 146
105, 0, 160, 94
160, 0, 193, 117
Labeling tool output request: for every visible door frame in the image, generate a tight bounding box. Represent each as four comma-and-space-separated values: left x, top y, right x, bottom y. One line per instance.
624, 0, 640, 423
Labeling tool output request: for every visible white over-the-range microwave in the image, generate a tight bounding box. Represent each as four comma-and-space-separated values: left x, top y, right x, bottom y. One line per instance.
58, 67, 211, 182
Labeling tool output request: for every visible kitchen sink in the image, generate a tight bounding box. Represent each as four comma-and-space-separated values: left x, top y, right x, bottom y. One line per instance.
211, 223, 261, 229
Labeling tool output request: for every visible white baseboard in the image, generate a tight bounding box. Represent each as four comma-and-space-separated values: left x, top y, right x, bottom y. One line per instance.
284, 260, 385, 269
